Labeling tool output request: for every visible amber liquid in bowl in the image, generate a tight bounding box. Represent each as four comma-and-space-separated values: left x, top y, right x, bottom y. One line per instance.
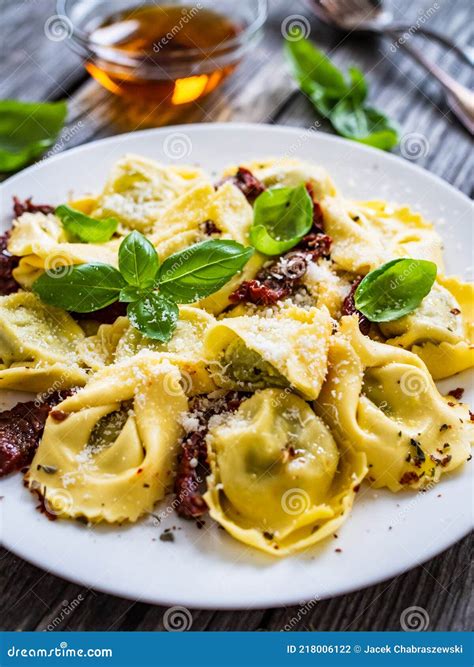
85, 5, 241, 104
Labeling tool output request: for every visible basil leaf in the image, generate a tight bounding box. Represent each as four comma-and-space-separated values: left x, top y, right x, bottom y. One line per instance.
118, 231, 159, 288
347, 67, 367, 106
0, 100, 67, 172
158, 240, 254, 303
284, 34, 399, 151
127, 293, 178, 342
33, 263, 125, 313
119, 285, 144, 303
55, 205, 118, 243
249, 185, 313, 255
330, 102, 399, 151
284, 35, 348, 97
354, 258, 437, 322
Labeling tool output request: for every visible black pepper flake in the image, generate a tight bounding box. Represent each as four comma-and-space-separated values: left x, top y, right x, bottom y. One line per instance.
36, 464, 57, 474
159, 531, 175, 543
448, 387, 464, 400
263, 531, 274, 540
335, 548, 342, 553
439, 424, 450, 432
410, 438, 425, 464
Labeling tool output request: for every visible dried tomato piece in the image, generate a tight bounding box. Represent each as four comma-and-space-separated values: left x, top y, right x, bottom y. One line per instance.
222, 167, 266, 204
229, 278, 290, 306
296, 233, 332, 260
305, 182, 325, 233
12, 196, 55, 218
0, 391, 72, 477
0, 230, 20, 296
174, 392, 246, 519
341, 277, 371, 335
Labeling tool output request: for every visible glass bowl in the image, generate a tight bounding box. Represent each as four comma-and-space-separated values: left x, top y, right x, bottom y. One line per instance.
56, 0, 268, 104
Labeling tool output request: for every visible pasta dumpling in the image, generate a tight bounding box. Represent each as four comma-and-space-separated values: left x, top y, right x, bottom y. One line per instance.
222, 157, 337, 200
0, 292, 87, 391
379, 278, 474, 378
315, 316, 472, 491
204, 389, 367, 556
26, 357, 188, 523
321, 197, 444, 275
8, 212, 120, 289
115, 306, 216, 395
204, 306, 332, 399
90, 154, 209, 232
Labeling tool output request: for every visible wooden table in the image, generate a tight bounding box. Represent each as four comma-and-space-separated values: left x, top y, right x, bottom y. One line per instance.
1, 0, 472, 632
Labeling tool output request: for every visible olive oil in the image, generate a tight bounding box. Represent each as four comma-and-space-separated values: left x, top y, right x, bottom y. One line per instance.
86, 5, 241, 104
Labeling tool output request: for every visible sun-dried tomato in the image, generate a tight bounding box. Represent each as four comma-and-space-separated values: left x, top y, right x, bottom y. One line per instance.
174, 392, 246, 519
12, 196, 55, 218
0, 391, 72, 478
221, 167, 266, 204
305, 182, 325, 233
0, 230, 20, 296
341, 277, 371, 335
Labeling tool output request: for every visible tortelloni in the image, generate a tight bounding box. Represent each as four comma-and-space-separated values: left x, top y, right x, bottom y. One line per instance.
321, 197, 444, 275
222, 157, 337, 200
204, 390, 367, 556
204, 306, 332, 399
77, 307, 217, 394
8, 212, 121, 289
379, 278, 474, 379
26, 357, 188, 523
89, 154, 209, 232
315, 316, 472, 492
0, 292, 87, 392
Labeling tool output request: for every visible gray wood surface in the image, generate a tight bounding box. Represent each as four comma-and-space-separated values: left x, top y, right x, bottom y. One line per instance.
0, 0, 472, 632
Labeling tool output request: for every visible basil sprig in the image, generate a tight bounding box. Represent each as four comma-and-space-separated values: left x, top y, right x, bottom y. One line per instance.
249, 184, 313, 255
159, 239, 254, 301
285, 34, 399, 151
0, 100, 67, 172
56, 205, 118, 244
33, 232, 253, 342
354, 258, 437, 322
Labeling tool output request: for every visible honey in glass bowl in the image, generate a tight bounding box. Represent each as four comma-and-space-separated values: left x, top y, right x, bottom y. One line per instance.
60, 1, 267, 106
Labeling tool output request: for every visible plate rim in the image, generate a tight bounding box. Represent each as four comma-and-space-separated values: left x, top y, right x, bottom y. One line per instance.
0, 123, 472, 609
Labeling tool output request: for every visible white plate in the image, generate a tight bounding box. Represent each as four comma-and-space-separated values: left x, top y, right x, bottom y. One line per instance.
0, 124, 472, 609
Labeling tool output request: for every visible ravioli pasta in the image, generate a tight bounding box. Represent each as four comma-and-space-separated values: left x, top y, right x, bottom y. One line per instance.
1, 154, 471, 559
315, 316, 472, 491
27, 357, 187, 523
205, 390, 367, 556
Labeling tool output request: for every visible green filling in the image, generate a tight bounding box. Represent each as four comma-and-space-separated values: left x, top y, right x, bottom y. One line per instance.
223, 339, 289, 390
87, 401, 132, 451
